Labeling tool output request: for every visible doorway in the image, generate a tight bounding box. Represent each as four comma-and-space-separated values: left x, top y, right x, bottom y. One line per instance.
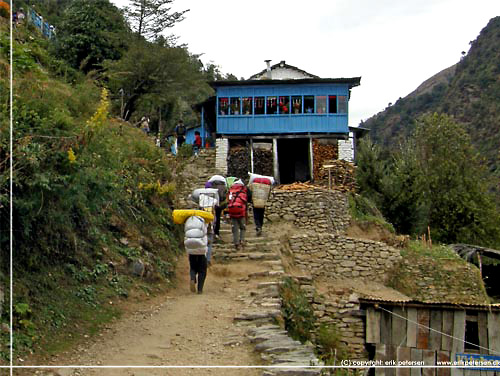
277, 138, 311, 184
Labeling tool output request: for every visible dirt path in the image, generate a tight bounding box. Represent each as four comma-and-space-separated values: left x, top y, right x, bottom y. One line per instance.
29, 254, 267, 376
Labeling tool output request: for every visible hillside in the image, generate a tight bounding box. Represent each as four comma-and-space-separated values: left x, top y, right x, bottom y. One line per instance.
364, 16, 500, 179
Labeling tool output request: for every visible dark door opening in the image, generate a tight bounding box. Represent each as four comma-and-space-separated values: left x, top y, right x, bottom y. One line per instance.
277, 138, 310, 184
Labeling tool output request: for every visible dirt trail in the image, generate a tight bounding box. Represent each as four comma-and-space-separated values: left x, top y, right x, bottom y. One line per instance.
32, 253, 267, 376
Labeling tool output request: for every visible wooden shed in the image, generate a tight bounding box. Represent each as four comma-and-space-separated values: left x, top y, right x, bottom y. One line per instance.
360, 298, 500, 376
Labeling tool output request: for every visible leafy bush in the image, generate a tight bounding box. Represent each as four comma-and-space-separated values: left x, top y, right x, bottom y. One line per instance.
316, 324, 349, 365
279, 277, 316, 343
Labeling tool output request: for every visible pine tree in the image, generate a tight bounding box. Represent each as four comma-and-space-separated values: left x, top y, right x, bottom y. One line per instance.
124, 0, 188, 41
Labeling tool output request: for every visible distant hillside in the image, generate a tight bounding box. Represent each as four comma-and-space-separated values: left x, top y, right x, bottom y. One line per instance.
364, 16, 500, 178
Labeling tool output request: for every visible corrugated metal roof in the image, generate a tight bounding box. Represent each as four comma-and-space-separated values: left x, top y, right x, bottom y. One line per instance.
359, 297, 500, 312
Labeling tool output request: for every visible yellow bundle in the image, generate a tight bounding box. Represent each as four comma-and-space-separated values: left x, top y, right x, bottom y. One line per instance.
172, 209, 214, 224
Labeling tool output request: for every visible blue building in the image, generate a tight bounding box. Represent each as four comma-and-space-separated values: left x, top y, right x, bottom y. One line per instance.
199, 60, 362, 184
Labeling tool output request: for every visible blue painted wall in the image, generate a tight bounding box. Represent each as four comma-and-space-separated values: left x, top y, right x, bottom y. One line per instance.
215, 83, 351, 135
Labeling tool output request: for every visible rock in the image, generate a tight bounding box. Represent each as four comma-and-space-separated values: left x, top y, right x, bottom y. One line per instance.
131, 260, 145, 277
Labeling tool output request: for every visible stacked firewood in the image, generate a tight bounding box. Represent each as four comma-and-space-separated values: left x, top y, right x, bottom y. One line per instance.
275, 181, 323, 191
312, 141, 338, 181
227, 146, 250, 182
320, 159, 357, 192
253, 148, 273, 176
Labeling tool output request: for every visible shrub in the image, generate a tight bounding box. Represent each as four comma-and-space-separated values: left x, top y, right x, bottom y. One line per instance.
279, 277, 316, 343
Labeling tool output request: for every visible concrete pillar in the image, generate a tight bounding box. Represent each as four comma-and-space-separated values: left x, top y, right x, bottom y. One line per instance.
215, 138, 229, 174
273, 138, 279, 184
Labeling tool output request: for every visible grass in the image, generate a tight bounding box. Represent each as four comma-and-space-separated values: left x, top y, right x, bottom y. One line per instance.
0, 23, 186, 363
402, 240, 463, 261
348, 193, 395, 233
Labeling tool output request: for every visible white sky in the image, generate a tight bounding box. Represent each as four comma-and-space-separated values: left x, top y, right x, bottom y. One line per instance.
112, 0, 499, 127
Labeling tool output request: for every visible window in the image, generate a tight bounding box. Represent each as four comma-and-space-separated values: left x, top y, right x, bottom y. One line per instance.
279, 96, 290, 114
291, 96, 302, 114
329, 95, 337, 113
219, 97, 229, 115
465, 314, 480, 352
316, 96, 327, 114
338, 95, 347, 113
304, 96, 314, 113
242, 97, 253, 115
266, 96, 277, 115
254, 97, 265, 114
230, 97, 240, 115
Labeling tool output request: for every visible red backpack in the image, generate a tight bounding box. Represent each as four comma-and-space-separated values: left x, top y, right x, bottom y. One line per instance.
227, 184, 248, 218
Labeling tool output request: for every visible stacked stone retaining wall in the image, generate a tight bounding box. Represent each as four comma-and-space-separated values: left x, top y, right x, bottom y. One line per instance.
291, 276, 367, 360
287, 234, 402, 282
266, 189, 350, 235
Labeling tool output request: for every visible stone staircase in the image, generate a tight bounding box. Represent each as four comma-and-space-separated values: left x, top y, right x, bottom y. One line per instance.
177, 149, 324, 374
214, 221, 324, 375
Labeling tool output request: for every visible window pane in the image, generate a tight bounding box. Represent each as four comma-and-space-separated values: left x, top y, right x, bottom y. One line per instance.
242, 97, 253, 115
266, 96, 277, 115
304, 96, 314, 113
279, 96, 290, 114
317, 96, 326, 114
254, 97, 265, 114
219, 97, 229, 115
338, 95, 347, 113
230, 97, 240, 115
291, 96, 302, 114
329, 96, 337, 113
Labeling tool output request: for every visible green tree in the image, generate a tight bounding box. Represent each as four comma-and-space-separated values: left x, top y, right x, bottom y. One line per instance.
104, 39, 211, 126
412, 113, 500, 245
355, 137, 387, 205
53, 0, 129, 72
356, 113, 500, 247
124, 0, 188, 41
379, 139, 428, 236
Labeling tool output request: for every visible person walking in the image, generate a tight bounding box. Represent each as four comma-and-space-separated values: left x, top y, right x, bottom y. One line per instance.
207, 175, 227, 241
184, 215, 209, 294
193, 131, 202, 156
227, 179, 251, 250
174, 119, 186, 150
248, 175, 273, 236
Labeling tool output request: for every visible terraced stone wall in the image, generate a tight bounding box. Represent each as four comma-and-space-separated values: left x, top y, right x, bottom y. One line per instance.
265, 189, 350, 235
287, 234, 402, 282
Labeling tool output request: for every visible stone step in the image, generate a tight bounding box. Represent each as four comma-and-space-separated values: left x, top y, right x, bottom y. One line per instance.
248, 270, 285, 278
234, 309, 281, 322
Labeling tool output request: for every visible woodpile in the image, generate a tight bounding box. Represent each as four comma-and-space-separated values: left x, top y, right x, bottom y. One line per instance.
275, 181, 323, 191
253, 148, 273, 176
320, 159, 357, 192
312, 141, 338, 181
227, 146, 250, 182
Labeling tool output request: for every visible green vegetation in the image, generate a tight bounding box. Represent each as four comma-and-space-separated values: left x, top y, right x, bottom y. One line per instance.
52, 0, 129, 73
364, 16, 500, 191
387, 240, 489, 304
356, 113, 500, 248
124, 0, 189, 41
0, 0, 229, 358
348, 193, 395, 234
316, 323, 349, 366
279, 278, 351, 367
279, 277, 315, 343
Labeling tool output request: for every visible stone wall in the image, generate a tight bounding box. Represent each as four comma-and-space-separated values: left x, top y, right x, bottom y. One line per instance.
292, 276, 367, 360
266, 189, 350, 235
287, 234, 402, 282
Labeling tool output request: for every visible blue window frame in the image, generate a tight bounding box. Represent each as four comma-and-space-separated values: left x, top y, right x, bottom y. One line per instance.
217, 92, 348, 116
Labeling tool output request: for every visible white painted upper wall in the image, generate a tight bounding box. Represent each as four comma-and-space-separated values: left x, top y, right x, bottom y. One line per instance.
249, 60, 317, 80
253, 67, 313, 80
